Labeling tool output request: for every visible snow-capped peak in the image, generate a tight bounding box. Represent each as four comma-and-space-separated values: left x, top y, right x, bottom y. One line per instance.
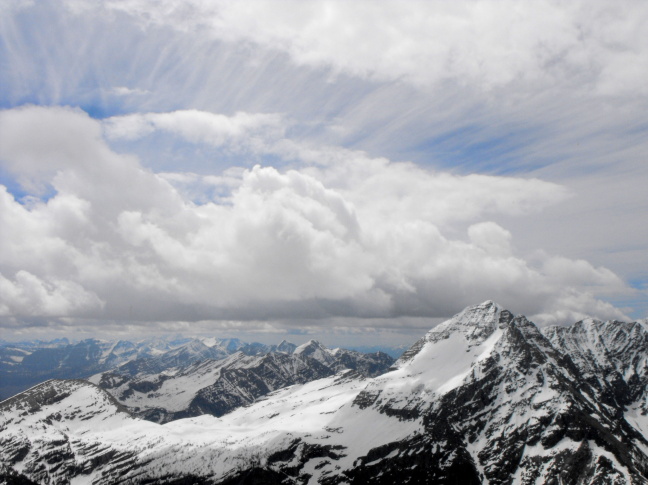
395, 300, 511, 367
276, 339, 297, 354
294, 340, 335, 365
294, 339, 325, 354
432, 299, 508, 339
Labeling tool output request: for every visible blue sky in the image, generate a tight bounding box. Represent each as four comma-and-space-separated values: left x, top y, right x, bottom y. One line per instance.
0, 0, 646, 345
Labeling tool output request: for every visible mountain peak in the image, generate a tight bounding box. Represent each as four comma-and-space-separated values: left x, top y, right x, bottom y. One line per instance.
453, 299, 505, 322
395, 301, 513, 367
276, 339, 297, 354
437, 300, 513, 338
294, 339, 325, 353
294, 340, 335, 365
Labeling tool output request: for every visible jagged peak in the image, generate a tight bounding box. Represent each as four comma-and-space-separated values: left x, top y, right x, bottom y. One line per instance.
543, 317, 645, 338
177, 339, 210, 352
395, 301, 513, 367
293, 340, 336, 366
543, 317, 648, 359
294, 339, 327, 353
276, 339, 297, 354
426, 300, 512, 342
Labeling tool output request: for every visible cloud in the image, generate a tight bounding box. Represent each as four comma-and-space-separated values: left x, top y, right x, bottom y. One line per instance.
529, 289, 630, 327
104, 109, 572, 228
104, 110, 286, 147
85, 0, 648, 96
109, 86, 150, 97
468, 222, 513, 257
0, 270, 103, 317
0, 106, 634, 331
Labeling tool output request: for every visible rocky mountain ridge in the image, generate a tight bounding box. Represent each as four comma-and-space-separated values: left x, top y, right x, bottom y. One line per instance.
0, 335, 395, 401
90, 342, 393, 423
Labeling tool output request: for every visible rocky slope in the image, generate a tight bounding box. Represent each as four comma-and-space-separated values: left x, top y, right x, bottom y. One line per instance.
543, 318, 648, 440
2, 301, 648, 484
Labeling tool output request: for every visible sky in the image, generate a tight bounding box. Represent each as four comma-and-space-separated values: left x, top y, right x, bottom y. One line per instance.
0, 0, 646, 347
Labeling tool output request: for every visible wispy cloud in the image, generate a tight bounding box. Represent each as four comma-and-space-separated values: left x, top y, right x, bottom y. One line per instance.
84, 0, 648, 95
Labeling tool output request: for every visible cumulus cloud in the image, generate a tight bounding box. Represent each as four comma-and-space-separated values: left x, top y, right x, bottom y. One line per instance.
0, 270, 103, 317
468, 222, 513, 257
0, 106, 634, 331
104, 109, 572, 228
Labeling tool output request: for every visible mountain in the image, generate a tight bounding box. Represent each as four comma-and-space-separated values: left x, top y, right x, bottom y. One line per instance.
542, 318, 648, 438
0, 336, 289, 400
90, 341, 395, 423
2, 301, 648, 484
0, 338, 141, 400
345, 344, 410, 359
0, 379, 144, 485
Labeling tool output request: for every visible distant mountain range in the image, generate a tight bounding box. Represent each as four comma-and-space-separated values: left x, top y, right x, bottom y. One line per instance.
0, 335, 399, 401
90, 339, 394, 423
2, 301, 648, 484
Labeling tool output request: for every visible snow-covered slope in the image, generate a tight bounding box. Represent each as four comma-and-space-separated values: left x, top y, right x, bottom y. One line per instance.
3, 301, 648, 484
0, 380, 144, 484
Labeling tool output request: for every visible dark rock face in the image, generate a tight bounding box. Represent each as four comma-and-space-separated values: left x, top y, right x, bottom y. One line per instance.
343, 426, 482, 485
543, 319, 648, 411
331, 350, 394, 377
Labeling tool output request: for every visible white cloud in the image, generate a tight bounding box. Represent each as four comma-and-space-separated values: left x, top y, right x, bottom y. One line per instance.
0, 106, 635, 330
529, 289, 629, 327
104, 110, 286, 146
109, 86, 150, 96
541, 256, 625, 289
0, 270, 104, 317
468, 222, 513, 257
84, 0, 648, 96
104, 109, 572, 228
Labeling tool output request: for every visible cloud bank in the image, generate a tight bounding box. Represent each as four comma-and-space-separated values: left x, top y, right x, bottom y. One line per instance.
0, 105, 632, 333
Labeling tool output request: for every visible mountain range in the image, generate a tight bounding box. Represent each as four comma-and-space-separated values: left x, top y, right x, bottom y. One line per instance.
2, 301, 648, 484
90, 339, 394, 423
0, 335, 395, 401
